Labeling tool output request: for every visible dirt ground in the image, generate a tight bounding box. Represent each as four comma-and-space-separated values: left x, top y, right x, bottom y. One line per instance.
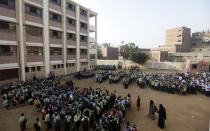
1, 75, 210, 131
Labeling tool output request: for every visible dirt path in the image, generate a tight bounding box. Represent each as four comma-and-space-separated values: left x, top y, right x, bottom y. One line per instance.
1, 76, 210, 131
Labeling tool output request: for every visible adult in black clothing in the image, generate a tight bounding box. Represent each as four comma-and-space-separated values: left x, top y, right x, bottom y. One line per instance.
136, 96, 141, 111
157, 104, 167, 129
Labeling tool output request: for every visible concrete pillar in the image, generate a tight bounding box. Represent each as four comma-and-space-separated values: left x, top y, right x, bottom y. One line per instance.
62, 0, 67, 75
76, 5, 80, 71
87, 12, 90, 70
95, 15, 98, 64
17, 0, 26, 81
43, 0, 50, 77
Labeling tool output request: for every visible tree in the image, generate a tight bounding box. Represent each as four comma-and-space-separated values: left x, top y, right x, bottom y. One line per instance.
131, 51, 149, 64
97, 48, 103, 59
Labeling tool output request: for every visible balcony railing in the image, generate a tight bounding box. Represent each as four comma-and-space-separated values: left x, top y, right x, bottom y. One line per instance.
80, 41, 88, 47
80, 15, 88, 21
27, 0, 43, 5
26, 35, 43, 43
80, 28, 88, 34
0, 5, 15, 18
0, 29, 16, 41
66, 9, 76, 18
50, 20, 62, 29
66, 39, 76, 46
67, 24, 76, 32
49, 2, 62, 12
67, 55, 76, 60
50, 37, 62, 44
0, 55, 18, 64
50, 55, 63, 61
80, 55, 88, 59
25, 13, 42, 24
27, 55, 43, 62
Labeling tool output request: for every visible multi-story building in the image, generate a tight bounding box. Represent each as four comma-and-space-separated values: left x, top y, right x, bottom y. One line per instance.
100, 44, 119, 60
0, 0, 97, 84
191, 31, 210, 52
159, 27, 191, 52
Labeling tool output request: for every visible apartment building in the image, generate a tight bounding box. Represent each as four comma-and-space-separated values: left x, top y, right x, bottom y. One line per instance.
0, 0, 97, 84
159, 27, 191, 52
191, 31, 210, 52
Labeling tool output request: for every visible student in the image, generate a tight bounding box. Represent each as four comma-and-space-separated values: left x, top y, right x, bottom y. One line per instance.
147, 100, 157, 120
34, 117, 41, 131
157, 104, 167, 129
53, 113, 61, 131
136, 96, 141, 111
19, 113, 27, 131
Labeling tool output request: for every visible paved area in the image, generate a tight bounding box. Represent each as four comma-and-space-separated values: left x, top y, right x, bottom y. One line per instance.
1, 76, 210, 131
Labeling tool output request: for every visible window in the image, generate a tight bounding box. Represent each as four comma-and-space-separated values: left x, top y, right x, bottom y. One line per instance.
80, 22, 87, 29
50, 30, 62, 39
0, 20, 16, 31
72, 63, 75, 66
80, 9, 87, 17
61, 64, 64, 68
67, 18, 76, 26
27, 47, 43, 56
69, 63, 72, 67
192, 64, 197, 69
53, 65, 56, 69
25, 67, 29, 72
66, 63, 68, 67
0, 0, 15, 9
50, 48, 62, 55
49, 12, 61, 23
67, 33, 76, 40
50, 0, 61, 6
26, 26, 42, 36
37, 66, 41, 71
66, 3, 75, 12
58, 64, 60, 68
25, 4, 42, 17
31, 67, 36, 72
80, 35, 87, 42
0, 45, 17, 56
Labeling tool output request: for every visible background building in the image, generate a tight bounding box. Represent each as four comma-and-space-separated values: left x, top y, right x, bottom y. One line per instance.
159, 27, 191, 52
0, 0, 97, 84
99, 43, 119, 60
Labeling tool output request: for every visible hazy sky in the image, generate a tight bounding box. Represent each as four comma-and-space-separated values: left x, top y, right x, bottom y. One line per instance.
75, 0, 210, 48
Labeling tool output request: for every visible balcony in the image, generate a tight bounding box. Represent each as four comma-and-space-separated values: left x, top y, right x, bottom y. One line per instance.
27, 0, 43, 5
89, 25, 96, 32
0, 5, 15, 18
27, 55, 43, 62
66, 39, 76, 46
67, 24, 76, 32
89, 37, 96, 43
80, 28, 88, 34
80, 41, 88, 47
50, 21, 62, 29
80, 55, 88, 59
26, 35, 43, 43
67, 55, 76, 60
80, 15, 88, 21
25, 13, 42, 24
50, 37, 62, 44
0, 29, 16, 41
0, 55, 18, 64
50, 55, 63, 61
66, 9, 76, 18
49, 2, 62, 12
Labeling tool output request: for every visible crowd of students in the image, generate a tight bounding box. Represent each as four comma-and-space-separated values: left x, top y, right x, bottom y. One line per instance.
1, 77, 133, 131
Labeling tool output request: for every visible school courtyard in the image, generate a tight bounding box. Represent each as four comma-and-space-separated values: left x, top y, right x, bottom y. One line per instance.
0, 75, 210, 131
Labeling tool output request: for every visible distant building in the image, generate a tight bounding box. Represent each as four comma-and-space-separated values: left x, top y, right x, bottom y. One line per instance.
159, 27, 191, 52
191, 31, 210, 52
151, 50, 168, 62
100, 45, 119, 60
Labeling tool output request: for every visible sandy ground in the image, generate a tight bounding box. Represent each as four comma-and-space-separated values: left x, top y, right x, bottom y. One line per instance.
1, 75, 210, 131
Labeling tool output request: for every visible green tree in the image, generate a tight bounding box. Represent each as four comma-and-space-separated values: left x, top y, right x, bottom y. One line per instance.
120, 42, 149, 64
97, 48, 103, 59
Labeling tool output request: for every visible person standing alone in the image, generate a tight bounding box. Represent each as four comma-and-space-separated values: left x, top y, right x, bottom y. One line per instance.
157, 104, 167, 129
136, 96, 141, 111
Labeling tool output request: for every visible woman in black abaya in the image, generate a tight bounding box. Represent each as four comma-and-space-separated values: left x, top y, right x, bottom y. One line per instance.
157, 104, 167, 129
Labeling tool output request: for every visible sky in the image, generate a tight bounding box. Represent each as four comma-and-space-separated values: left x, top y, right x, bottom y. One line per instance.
75, 0, 210, 48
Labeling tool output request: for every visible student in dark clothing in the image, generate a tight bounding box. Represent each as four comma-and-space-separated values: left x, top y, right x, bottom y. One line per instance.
157, 104, 167, 129
136, 96, 141, 111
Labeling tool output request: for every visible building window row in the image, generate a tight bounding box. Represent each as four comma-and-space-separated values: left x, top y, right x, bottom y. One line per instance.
50, 0, 61, 6
25, 66, 41, 72
25, 4, 42, 17
53, 64, 64, 69
0, 20, 16, 32
50, 48, 62, 55
67, 33, 76, 40
26, 26, 42, 36
27, 47, 43, 56
80, 9, 87, 17
50, 30, 62, 39
66, 63, 75, 67
49, 12, 62, 23
81, 62, 88, 65
67, 18, 76, 26
80, 35, 88, 42
66, 3, 75, 12
80, 22, 87, 29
